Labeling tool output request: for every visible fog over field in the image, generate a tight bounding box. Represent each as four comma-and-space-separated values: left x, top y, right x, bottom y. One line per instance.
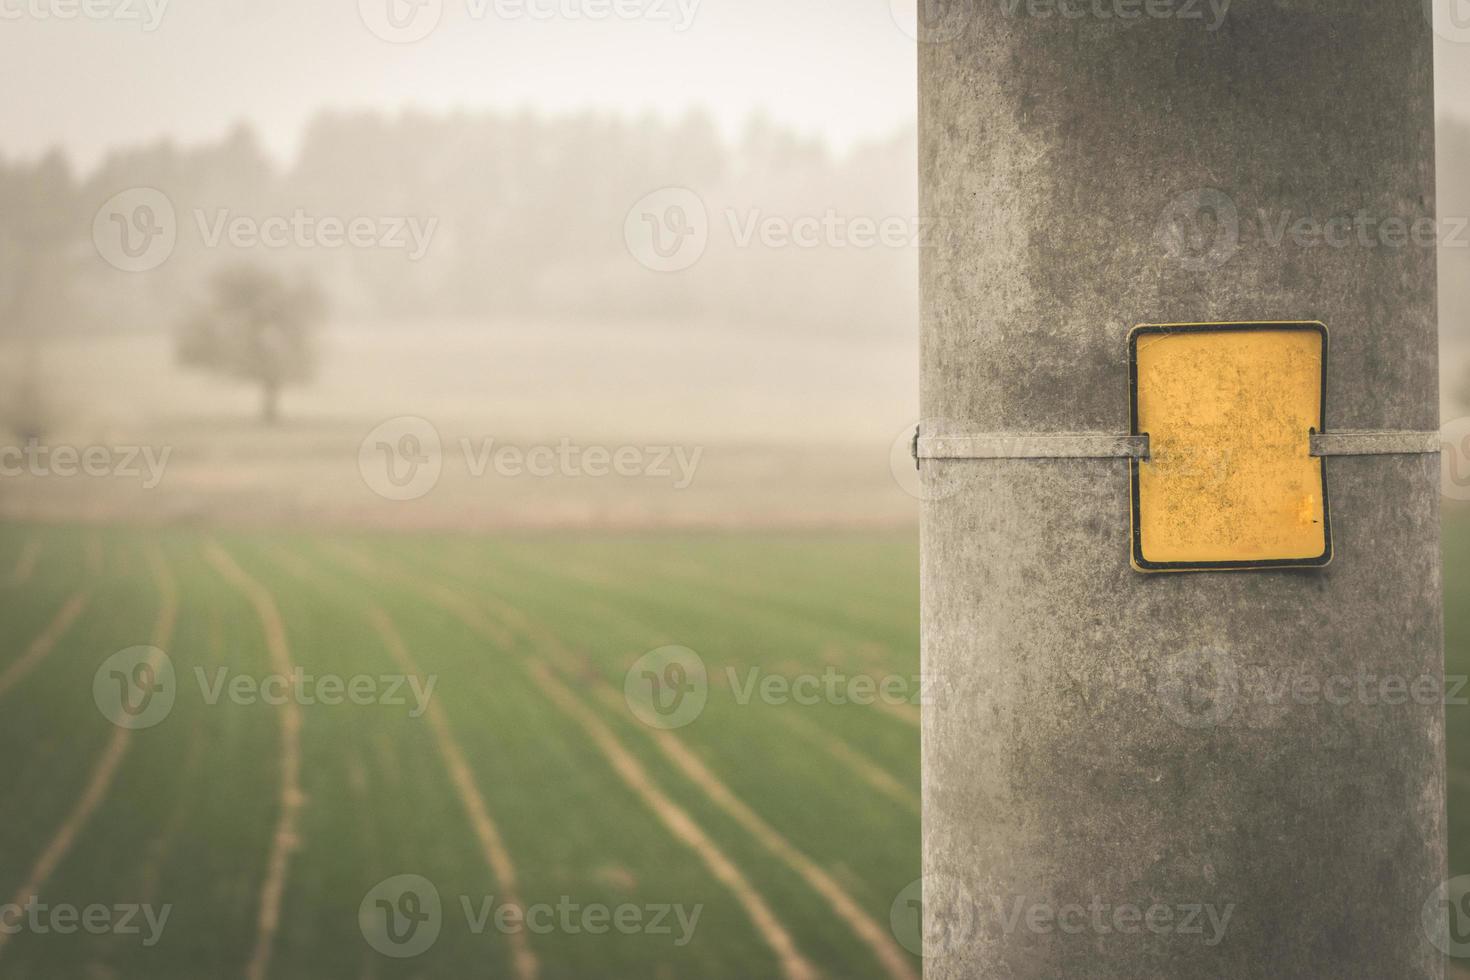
0, 107, 925, 527
1, 4, 1469, 528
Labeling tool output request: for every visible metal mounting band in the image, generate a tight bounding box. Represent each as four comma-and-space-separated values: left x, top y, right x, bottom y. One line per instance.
916, 433, 1150, 460
914, 430, 1441, 462
1308, 430, 1443, 457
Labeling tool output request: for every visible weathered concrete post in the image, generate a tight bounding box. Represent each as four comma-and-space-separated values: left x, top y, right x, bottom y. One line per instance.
919, 1, 1445, 977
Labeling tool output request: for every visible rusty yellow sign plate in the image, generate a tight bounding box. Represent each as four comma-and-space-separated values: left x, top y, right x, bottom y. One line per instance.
1129, 322, 1332, 573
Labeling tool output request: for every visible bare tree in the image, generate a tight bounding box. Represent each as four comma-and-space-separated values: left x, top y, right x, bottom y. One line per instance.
177, 265, 324, 425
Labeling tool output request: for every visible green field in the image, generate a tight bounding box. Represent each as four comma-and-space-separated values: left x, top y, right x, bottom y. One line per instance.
2, 516, 1469, 978
0, 524, 922, 979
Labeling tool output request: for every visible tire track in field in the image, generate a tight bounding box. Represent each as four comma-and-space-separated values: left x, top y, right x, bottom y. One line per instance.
318, 545, 818, 980
589, 686, 920, 980
127, 560, 234, 916
409, 546, 918, 980
137, 723, 206, 908
523, 659, 818, 980
869, 699, 919, 729
358, 543, 917, 980
641, 549, 896, 633
509, 542, 908, 666
573, 583, 921, 813
448, 547, 920, 814
317, 539, 378, 576
135, 570, 229, 909
256, 542, 540, 980
368, 607, 540, 980
203, 542, 305, 980
464, 581, 916, 980
777, 712, 918, 818
823, 643, 919, 730
0, 542, 176, 960
7, 535, 42, 586
479, 544, 922, 769
0, 591, 91, 702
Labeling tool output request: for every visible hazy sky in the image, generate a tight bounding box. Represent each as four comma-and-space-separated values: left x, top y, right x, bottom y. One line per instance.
0, 0, 1467, 171
0, 0, 918, 170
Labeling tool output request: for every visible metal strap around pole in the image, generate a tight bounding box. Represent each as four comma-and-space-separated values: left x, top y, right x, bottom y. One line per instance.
915, 430, 1442, 462
1309, 430, 1443, 457
916, 433, 1150, 461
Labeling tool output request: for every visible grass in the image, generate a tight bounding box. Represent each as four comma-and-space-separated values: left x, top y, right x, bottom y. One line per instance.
0, 524, 922, 979
1, 514, 1467, 977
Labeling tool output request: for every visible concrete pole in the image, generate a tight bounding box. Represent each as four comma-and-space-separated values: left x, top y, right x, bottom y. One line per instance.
919, 2, 1445, 978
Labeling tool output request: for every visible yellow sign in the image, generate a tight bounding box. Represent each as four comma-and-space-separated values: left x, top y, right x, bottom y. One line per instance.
1129, 322, 1332, 572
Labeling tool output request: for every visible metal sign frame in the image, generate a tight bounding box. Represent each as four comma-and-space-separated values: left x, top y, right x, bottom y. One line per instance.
1128, 320, 1334, 573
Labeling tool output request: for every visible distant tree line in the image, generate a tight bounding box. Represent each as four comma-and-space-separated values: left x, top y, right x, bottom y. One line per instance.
7, 108, 1467, 408
0, 110, 918, 341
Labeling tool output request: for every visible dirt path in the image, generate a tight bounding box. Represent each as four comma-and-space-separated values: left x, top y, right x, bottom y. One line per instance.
203, 541, 306, 980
